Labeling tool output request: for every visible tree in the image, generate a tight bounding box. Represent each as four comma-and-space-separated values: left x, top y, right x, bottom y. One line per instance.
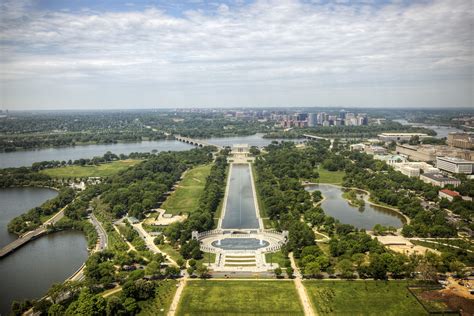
65, 289, 106, 315
48, 304, 65, 316
145, 261, 161, 278
274, 267, 283, 278
337, 259, 354, 279
196, 265, 209, 278
286, 267, 294, 278
106, 297, 124, 316
304, 262, 321, 277
123, 297, 138, 314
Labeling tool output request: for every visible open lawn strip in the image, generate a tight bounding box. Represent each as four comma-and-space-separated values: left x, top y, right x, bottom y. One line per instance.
137, 279, 178, 315
176, 280, 304, 315
304, 280, 427, 316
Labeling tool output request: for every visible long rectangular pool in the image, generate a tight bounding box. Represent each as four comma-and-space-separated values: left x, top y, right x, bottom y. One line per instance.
221, 164, 260, 229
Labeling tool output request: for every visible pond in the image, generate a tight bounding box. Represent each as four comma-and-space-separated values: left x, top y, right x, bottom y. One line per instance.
0, 187, 87, 315
0, 230, 88, 315
305, 184, 405, 230
0, 187, 58, 248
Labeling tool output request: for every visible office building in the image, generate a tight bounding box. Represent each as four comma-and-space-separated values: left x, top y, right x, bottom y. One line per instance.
436, 156, 473, 174
420, 173, 461, 187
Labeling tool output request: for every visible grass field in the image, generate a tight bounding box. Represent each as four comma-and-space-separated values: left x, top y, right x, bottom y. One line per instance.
304, 280, 427, 316
137, 280, 178, 315
157, 244, 184, 263
177, 280, 304, 315
40, 159, 141, 178
265, 251, 290, 269
315, 166, 346, 184
161, 164, 212, 215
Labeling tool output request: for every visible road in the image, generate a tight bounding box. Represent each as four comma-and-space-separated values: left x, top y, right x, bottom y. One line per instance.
90, 213, 108, 251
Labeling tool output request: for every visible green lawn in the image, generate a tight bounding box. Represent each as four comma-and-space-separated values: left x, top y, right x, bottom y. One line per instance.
177, 280, 304, 315
157, 244, 184, 263
137, 280, 178, 315
265, 251, 290, 269
304, 280, 427, 316
40, 159, 141, 178
162, 164, 212, 215
315, 166, 346, 184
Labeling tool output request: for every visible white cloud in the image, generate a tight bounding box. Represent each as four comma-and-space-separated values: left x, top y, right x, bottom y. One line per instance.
0, 0, 472, 109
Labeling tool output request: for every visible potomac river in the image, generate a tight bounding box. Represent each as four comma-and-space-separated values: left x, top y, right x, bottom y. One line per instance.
0, 134, 296, 168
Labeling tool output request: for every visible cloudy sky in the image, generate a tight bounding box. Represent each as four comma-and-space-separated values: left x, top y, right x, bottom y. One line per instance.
0, 0, 472, 110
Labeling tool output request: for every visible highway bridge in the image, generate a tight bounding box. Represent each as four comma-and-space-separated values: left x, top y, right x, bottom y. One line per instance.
0, 204, 66, 258
302, 134, 330, 141
174, 135, 224, 150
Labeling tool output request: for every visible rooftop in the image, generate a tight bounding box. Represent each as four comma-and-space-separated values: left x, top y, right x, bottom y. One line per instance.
421, 173, 459, 182
437, 156, 473, 163
439, 189, 461, 197
379, 133, 428, 136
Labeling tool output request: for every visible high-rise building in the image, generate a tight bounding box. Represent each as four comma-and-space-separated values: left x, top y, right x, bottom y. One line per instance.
308, 113, 317, 127
339, 109, 346, 120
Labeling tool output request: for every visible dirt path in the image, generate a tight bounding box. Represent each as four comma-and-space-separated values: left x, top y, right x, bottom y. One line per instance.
289, 253, 316, 316
167, 277, 187, 316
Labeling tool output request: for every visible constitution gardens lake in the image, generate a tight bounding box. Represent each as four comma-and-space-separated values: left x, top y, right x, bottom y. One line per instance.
0, 188, 88, 315
305, 184, 405, 230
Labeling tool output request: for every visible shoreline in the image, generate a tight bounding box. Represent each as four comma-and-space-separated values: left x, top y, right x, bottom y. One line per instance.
303, 182, 411, 225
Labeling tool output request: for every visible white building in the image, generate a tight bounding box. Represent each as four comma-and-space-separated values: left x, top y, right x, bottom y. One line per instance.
350, 143, 366, 151
420, 173, 461, 187
378, 133, 429, 142
374, 154, 407, 165
436, 156, 473, 174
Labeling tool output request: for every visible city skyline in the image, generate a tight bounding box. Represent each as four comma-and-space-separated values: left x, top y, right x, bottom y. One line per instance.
1, 0, 473, 110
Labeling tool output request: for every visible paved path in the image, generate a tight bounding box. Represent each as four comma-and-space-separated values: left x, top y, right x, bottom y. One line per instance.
167, 277, 187, 316
289, 253, 316, 316
132, 222, 177, 265
408, 238, 473, 253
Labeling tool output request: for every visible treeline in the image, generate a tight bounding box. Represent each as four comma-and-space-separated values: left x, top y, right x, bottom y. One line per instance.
0, 130, 166, 152
254, 142, 319, 256
164, 154, 229, 260
0, 168, 53, 188
263, 122, 436, 139
30, 151, 153, 171
100, 148, 214, 219
343, 152, 456, 237
8, 188, 75, 234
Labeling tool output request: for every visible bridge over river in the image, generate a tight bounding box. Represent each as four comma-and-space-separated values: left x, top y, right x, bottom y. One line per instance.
0, 203, 67, 258
174, 135, 224, 150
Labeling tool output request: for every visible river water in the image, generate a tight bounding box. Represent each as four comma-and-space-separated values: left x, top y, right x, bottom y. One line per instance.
0, 187, 58, 248
393, 119, 464, 138
0, 188, 87, 315
0, 134, 297, 168
305, 184, 405, 230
